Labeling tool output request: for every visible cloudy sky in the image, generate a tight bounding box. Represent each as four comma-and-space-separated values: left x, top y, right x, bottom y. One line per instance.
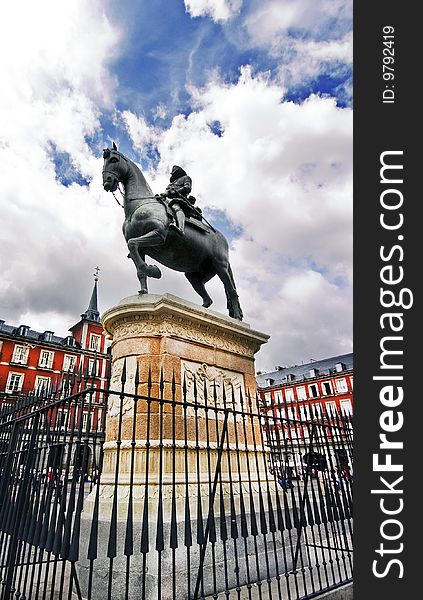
0, 0, 352, 372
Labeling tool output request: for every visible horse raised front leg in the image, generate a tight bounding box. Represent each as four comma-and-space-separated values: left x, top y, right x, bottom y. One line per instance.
127, 229, 165, 291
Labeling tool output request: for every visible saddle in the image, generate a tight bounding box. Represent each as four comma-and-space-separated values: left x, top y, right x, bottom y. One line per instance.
157, 194, 210, 233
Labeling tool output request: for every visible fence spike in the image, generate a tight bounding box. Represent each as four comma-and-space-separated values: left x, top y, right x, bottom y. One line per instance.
120, 357, 127, 385
134, 361, 140, 389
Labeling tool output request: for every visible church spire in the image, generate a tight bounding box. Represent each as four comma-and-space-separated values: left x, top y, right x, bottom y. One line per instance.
81, 267, 100, 322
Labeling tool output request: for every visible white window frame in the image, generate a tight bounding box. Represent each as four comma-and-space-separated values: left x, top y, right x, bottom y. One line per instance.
296, 386, 307, 401
325, 401, 338, 415
321, 381, 333, 395
264, 392, 272, 405
287, 406, 296, 420
308, 383, 319, 398
39, 350, 54, 369
63, 354, 77, 372
6, 372, 24, 393
88, 358, 98, 377
12, 344, 29, 365
56, 408, 67, 429
340, 399, 353, 415
82, 412, 89, 430
285, 388, 295, 403
35, 376, 50, 393
277, 407, 286, 420
335, 378, 348, 393
299, 404, 311, 420
274, 390, 283, 405
89, 333, 101, 352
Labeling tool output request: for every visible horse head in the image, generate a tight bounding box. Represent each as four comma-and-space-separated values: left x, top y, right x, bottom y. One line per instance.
102, 142, 128, 193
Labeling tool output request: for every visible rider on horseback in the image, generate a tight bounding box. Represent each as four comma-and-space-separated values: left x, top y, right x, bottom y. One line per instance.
162, 165, 202, 236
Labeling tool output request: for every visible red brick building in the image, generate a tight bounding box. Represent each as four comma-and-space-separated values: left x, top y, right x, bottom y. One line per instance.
256, 353, 353, 478
257, 353, 353, 416
0, 277, 110, 405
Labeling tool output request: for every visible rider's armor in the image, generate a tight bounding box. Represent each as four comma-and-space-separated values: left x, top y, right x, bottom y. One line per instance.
165, 166, 199, 235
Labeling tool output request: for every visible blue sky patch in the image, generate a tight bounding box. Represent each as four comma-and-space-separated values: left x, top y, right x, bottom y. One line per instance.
48, 143, 91, 188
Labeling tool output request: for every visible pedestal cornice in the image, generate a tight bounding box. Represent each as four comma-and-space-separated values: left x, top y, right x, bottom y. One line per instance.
102, 293, 269, 358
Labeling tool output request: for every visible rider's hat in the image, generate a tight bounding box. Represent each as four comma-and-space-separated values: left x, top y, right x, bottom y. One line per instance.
170, 165, 187, 182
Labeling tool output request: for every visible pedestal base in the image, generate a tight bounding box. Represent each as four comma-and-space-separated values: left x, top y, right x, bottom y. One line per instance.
78, 294, 271, 599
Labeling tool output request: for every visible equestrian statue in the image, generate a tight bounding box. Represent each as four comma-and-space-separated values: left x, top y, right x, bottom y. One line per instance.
102, 143, 243, 320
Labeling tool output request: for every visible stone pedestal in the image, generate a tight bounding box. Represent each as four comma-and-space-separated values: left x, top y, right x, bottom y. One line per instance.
79, 294, 273, 599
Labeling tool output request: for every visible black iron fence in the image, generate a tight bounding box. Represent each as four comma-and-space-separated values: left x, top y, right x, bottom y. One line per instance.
0, 364, 352, 599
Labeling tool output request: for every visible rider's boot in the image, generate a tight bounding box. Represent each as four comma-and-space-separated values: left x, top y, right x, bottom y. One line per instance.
169, 209, 185, 236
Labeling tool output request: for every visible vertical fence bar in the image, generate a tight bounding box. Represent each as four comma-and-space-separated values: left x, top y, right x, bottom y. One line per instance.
0, 365, 353, 600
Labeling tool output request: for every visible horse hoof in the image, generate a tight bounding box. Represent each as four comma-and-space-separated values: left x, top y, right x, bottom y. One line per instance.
147, 265, 162, 279
202, 298, 213, 308
138, 289, 148, 295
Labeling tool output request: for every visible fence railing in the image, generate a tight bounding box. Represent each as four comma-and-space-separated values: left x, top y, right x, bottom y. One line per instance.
0, 364, 352, 600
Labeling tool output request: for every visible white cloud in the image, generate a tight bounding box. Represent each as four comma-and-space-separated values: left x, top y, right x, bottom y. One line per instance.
0, 1, 127, 334
0, 3, 352, 372
276, 33, 352, 87
123, 67, 352, 369
244, 0, 351, 45
242, 1, 352, 100
121, 111, 161, 148
184, 0, 243, 22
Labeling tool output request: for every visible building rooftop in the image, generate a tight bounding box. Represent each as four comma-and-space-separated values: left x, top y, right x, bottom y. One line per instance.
256, 352, 353, 388
0, 320, 80, 348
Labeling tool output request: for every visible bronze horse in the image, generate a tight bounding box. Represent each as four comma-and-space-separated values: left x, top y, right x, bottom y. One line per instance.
102, 144, 243, 320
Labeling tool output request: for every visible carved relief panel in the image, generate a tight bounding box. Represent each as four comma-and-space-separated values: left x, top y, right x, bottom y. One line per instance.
181, 359, 245, 417
108, 355, 137, 417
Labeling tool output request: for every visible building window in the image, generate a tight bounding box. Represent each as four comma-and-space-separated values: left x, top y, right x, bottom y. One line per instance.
57, 409, 67, 429
335, 378, 348, 393
340, 400, 353, 415
350, 376, 353, 389
264, 392, 272, 406
277, 407, 286, 420
39, 350, 54, 369
308, 383, 319, 398
296, 386, 307, 401
6, 373, 24, 393
12, 344, 29, 365
35, 376, 50, 393
299, 404, 311, 420
321, 381, 333, 396
89, 334, 101, 352
312, 403, 322, 417
274, 390, 282, 405
325, 401, 338, 415
88, 358, 98, 377
285, 388, 295, 402
64, 336, 76, 347
63, 354, 77, 372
